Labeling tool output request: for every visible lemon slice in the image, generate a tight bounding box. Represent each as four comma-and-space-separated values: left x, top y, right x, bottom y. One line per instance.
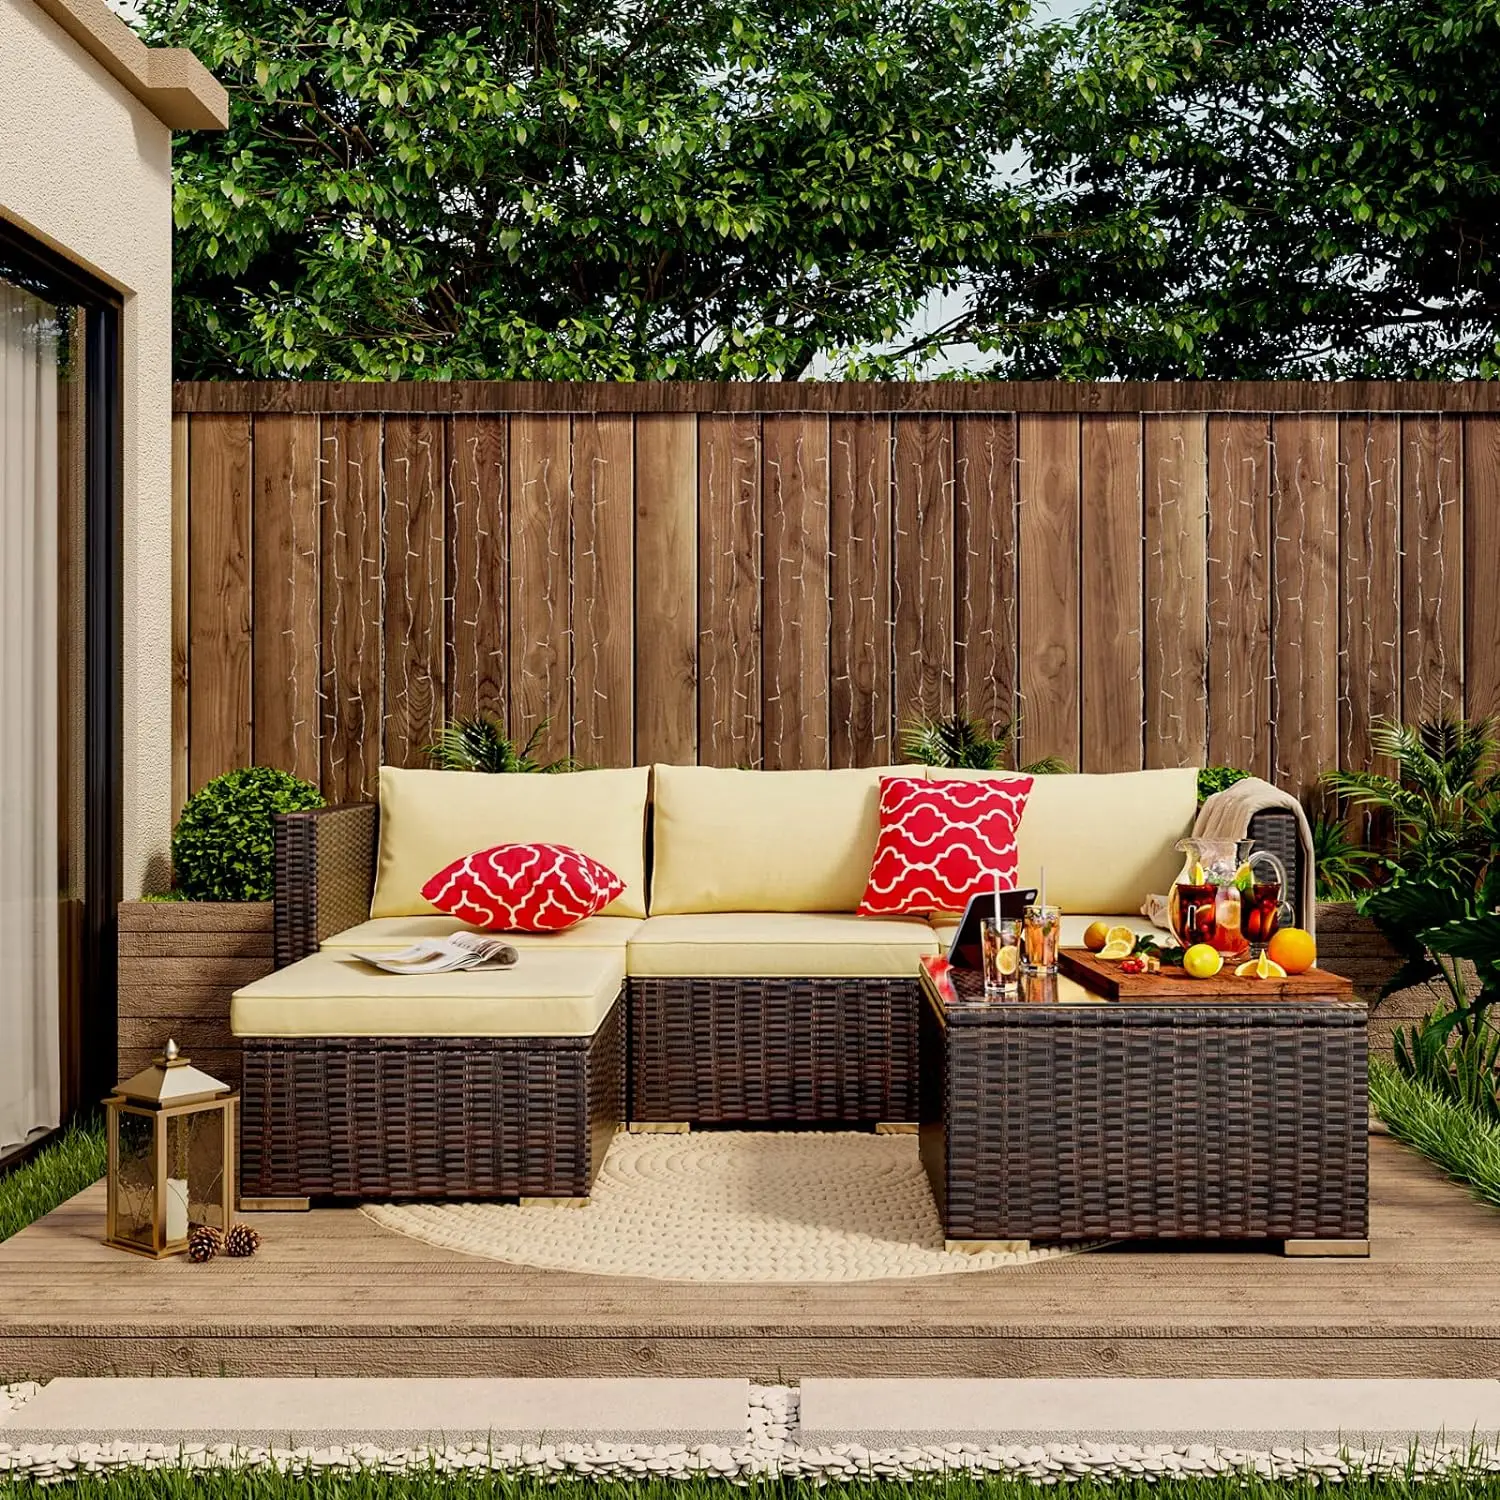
1233, 954, 1288, 980
1098, 938, 1134, 960
1104, 925, 1136, 949
1190, 860, 1206, 884
997, 944, 1020, 976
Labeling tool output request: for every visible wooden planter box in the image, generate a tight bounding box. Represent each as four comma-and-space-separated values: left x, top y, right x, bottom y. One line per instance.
117, 901, 274, 1091
1316, 901, 1411, 1058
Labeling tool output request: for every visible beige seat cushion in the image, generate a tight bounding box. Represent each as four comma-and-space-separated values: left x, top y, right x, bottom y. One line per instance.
321, 914, 644, 951
929, 768, 1197, 913
626, 912, 940, 979
231, 949, 625, 1039
649, 764, 921, 915
932, 912, 1157, 953
371, 765, 649, 920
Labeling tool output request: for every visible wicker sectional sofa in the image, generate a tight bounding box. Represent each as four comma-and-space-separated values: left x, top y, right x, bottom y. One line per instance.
230, 764, 1308, 1204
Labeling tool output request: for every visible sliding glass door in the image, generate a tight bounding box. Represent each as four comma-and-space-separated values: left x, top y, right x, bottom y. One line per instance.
0, 224, 116, 1161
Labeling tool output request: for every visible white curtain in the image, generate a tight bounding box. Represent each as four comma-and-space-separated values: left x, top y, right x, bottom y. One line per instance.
0, 280, 60, 1156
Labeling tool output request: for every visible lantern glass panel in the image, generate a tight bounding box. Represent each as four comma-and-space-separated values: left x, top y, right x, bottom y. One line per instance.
113, 1109, 158, 1251
171, 1108, 228, 1233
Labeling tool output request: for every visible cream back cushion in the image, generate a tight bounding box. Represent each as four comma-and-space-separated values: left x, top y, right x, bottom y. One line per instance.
930, 767, 1198, 912
649, 764, 921, 914
371, 766, 650, 919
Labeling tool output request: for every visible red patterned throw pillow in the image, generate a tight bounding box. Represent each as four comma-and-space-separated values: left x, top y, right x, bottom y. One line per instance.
421, 843, 625, 933
858, 775, 1032, 918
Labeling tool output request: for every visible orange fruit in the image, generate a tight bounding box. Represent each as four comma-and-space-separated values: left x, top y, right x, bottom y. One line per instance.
1267, 928, 1316, 975
1082, 921, 1111, 952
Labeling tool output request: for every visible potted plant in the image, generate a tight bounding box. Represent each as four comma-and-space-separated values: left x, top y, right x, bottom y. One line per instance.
1323, 716, 1500, 1066
118, 768, 324, 1088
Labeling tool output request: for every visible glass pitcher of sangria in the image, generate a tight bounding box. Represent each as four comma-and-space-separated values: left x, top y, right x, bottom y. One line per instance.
1166, 838, 1289, 959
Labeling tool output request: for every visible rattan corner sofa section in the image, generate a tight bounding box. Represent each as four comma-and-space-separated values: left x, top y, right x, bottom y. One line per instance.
232, 764, 1309, 1205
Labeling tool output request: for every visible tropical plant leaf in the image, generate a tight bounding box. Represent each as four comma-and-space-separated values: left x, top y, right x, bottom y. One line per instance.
423, 716, 576, 774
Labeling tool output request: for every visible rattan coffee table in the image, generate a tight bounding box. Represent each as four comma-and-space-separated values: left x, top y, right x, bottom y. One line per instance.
917, 955, 1369, 1256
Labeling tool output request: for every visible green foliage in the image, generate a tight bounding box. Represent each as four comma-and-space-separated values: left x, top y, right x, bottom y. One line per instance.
1321, 717, 1500, 1000
899, 712, 1069, 775
1371, 1056, 1500, 1213
1195, 766, 1250, 806
137, 0, 1044, 381
8, 1463, 1500, 1500
0, 1118, 106, 1244
981, 0, 1500, 378
424, 716, 576, 774
1309, 812, 1382, 903
170, 767, 325, 902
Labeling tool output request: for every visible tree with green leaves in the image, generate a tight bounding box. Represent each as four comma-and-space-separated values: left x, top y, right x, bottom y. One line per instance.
141, 0, 1043, 380
967, 0, 1500, 377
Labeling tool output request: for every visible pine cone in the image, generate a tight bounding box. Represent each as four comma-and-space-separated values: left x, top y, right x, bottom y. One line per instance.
187, 1225, 223, 1264
223, 1223, 261, 1258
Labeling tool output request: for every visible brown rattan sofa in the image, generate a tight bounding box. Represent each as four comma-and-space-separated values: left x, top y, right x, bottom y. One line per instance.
230, 764, 1310, 1204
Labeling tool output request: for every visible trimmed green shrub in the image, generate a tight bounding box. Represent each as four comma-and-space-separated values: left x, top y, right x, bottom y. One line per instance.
1196, 765, 1251, 805
170, 767, 324, 901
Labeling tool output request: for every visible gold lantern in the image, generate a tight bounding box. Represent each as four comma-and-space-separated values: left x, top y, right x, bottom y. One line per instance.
104, 1040, 236, 1258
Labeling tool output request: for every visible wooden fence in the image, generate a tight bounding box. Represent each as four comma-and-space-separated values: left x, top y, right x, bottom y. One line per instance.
171, 382, 1500, 815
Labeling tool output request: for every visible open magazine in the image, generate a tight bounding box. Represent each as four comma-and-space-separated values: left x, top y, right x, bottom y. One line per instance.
350, 932, 519, 975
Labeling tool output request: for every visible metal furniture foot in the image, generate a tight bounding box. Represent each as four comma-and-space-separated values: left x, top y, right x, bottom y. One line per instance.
520, 1196, 590, 1208
238, 1197, 310, 1212
1283, 1238, 1370, 1257
875, 1121, 918, 1134
946, 1238, 1030, 1255
628, 1121, 691, 1133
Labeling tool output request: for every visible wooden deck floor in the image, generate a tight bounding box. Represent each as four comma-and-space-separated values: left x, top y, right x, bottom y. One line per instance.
3, 1134, 1498, 1381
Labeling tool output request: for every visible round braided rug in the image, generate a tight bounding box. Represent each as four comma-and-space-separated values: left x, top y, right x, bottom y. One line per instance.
361, 1131, 1095, 1282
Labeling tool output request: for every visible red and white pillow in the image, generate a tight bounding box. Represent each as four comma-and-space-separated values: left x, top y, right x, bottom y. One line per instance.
421, 843, 624, 933
857, 775, 1032, 918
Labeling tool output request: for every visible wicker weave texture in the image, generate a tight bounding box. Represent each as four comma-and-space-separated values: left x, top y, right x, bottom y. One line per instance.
921, 989, 1367, 1243
238, 994, 624, 1200
630, 977, 918, 1124
273, 804, 379, 968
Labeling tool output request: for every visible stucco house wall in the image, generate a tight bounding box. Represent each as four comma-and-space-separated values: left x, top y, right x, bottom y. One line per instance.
0, 0, 224, 894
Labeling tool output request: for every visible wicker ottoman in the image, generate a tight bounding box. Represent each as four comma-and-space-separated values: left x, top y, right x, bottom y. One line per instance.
231, 949, 625, 1207
919, 964, 1368, 1255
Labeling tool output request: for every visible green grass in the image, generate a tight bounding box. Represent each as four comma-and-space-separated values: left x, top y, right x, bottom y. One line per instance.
6, 1475, 1500, 1500
0, 1116, 106, 1245
1370, 1057, 1500, 1211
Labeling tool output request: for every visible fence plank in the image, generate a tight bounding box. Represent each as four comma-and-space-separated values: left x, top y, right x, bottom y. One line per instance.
697, 414, 761, 768
892, 415, 954, 727
1017, 414, 1081, 770
571, 414, 635, 767
382, 415, 445, 768
1206, 415, 1272, 778
187, 413, 253, 792
1272, 415, 1340, 802
1143, 415, 1207, 769
251, 414, 321, 784
762, 414, 831, 769
171, 414, 189, 820
1465, 415, 1500, 725
1339, 415, 1402, 784
445, 415, 507, 724
1401, 415, 1465, 719
319, 416, 383, 803
634, 414, 698, 765
508, 414, 572, 764
1080, 414, 1143, 771
954, 414, 1018, 742
830, 414, 893, 767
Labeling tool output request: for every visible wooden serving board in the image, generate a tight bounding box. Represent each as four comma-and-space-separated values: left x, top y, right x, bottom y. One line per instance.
1058, 948, 1355, 1002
